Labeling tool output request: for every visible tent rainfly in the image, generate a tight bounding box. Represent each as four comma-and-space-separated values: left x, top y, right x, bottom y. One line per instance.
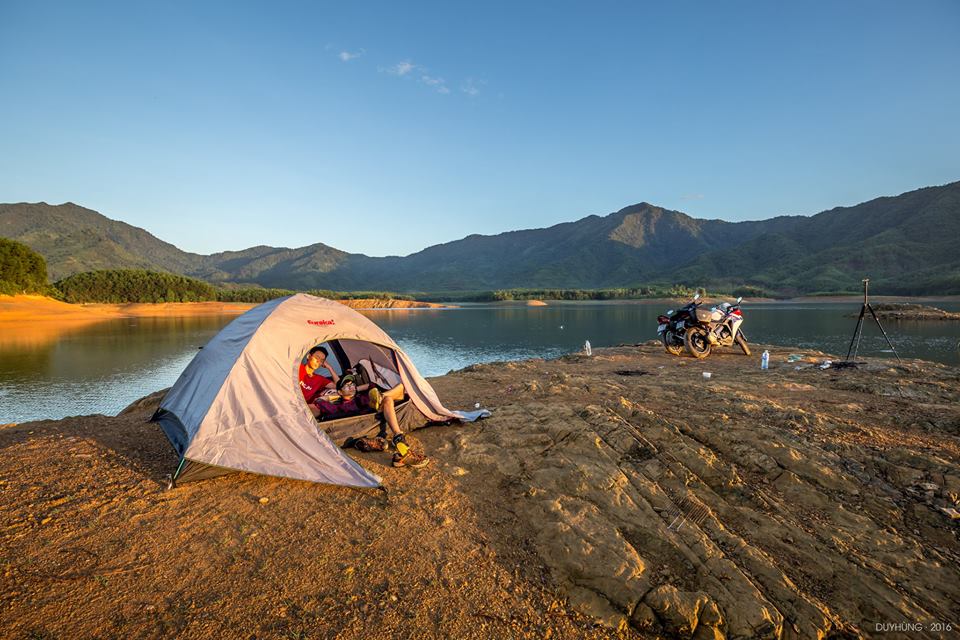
152, 294, 488, 488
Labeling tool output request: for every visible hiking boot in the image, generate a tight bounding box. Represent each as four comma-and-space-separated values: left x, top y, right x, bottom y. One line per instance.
355, 437, 388, 453
368, 387, 383, 411
392, 450, 430, 469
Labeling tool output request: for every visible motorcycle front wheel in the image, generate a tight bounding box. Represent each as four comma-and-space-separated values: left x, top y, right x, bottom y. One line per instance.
735, 333, 751, 356
662, 331, 684, 356
685, 327, 712, 359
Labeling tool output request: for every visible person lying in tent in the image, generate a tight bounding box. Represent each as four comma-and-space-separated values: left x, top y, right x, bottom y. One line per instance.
298, 346, 340, 404
312, 373, 429, 469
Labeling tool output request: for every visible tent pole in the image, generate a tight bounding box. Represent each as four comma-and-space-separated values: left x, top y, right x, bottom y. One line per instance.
166, 457, 187, 490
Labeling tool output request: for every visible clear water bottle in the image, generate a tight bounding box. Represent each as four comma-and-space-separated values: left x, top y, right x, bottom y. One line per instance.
761, 350, 769, 370
584, 340, 592, 356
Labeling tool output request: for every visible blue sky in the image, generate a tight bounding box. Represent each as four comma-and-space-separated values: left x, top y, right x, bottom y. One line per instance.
1, 0, 958, 257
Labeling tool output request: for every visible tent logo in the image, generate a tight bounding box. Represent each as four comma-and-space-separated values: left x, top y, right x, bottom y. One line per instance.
307, 319, 335, 326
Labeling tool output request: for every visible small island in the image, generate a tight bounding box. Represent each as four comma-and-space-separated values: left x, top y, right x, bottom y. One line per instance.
865, 303, 960, 321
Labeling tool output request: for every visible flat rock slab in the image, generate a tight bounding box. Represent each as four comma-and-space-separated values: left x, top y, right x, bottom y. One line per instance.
425, 345, 960, 638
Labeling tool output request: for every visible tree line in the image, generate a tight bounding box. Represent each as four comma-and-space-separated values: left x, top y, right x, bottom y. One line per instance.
0, 238, 50, 296
479, 285, 708, 301
53, 272, 419, 304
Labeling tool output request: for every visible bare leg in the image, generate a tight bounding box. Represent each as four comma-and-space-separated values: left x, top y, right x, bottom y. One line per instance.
382, 396, 401, 438
377, 384, 405, 437
384, 383, 404, 401
380, 384, 423, 461
380, 383, 428, 468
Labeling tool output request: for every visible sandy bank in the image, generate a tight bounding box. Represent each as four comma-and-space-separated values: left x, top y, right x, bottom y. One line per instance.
336, 298, 451, 310
1, 346, 958, 638
0, 295, 449, 324
0, 295, 256, 324
0, 296, 449, 349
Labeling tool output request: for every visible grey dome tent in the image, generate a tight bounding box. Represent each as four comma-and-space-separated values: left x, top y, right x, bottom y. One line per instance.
152, 293, 488, 488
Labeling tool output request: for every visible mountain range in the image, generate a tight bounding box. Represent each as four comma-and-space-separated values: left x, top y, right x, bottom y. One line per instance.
2, 181, 958, 295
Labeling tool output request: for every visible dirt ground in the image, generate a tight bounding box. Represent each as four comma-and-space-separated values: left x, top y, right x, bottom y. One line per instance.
1, 344, 959, 639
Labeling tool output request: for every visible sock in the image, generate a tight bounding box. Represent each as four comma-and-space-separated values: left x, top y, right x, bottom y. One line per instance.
393, 434, 409, 456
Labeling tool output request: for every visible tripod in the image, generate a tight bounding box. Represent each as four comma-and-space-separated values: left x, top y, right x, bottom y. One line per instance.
844, 278, 901, 363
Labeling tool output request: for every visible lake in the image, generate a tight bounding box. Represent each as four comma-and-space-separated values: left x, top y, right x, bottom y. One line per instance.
2, 300, 959, 424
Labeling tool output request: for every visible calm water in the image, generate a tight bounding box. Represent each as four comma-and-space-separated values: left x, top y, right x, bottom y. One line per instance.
2, 301, 959, 424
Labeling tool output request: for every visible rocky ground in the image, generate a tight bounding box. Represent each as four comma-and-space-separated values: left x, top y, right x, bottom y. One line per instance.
2, 344, 959, 639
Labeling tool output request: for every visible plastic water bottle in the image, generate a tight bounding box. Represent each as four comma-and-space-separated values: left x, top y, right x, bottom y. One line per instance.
761, 350, 769, 370
584, 340, 592, 356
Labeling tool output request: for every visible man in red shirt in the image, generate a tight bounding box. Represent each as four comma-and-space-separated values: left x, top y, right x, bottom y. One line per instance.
298, 346, 339, 404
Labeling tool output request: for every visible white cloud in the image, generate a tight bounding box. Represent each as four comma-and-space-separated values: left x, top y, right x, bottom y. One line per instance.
420, 74, 449, 94
379, 59, 480, 97
338, 49, 365, 62
460, 78, 483, 96
385, 60, 416, 76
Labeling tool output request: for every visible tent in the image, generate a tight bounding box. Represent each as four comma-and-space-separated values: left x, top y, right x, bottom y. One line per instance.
152, 293, 488, 488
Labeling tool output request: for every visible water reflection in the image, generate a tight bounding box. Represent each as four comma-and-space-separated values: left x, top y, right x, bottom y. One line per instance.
366, 301, 960, 376
0, 316, 237, 424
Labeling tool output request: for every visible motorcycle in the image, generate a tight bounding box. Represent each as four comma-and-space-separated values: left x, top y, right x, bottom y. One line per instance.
684, 297, 751, 359
657, 293, 703, 356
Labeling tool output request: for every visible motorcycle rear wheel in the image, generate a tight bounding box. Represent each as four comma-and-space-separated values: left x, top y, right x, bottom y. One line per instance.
685, 327, 712, 359
662, 331, 684, 356
735, 333, 751, 356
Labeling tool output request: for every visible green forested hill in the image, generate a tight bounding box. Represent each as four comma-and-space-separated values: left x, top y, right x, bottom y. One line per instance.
1, 181, 958, 295
672, 182, 960, 293
0, 202, 204, 279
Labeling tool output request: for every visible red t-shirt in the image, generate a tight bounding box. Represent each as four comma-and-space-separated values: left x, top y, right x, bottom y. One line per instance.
298, 364, 333, 403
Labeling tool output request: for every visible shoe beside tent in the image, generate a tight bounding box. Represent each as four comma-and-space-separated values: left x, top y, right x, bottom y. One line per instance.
151, 293, 488, 489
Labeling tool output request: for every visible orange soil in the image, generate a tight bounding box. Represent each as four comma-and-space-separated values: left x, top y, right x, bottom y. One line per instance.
0, 295, 448, 325
0, 296, 449, 349
336, 299, 451, 310
0, 295, 255, 324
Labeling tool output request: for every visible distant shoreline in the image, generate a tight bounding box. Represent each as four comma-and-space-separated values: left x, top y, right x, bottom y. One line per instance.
490, 295, 960, 306
2, 293, 955, 326
0, 295, 450, 325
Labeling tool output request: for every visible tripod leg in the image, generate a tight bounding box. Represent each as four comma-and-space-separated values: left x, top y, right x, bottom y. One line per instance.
845, 305, 866, 361
866, 304, 902, 363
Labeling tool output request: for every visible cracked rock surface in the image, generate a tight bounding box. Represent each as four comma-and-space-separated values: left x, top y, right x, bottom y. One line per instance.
425, 345, 960, 639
